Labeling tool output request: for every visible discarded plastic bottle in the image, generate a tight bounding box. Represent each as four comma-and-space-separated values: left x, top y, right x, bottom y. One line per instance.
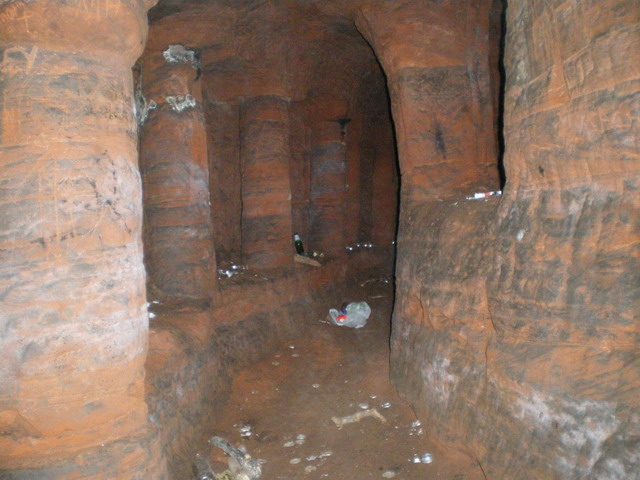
293, 233, 305, 255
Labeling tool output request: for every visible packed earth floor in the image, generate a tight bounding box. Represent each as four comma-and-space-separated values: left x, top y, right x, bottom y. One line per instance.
198, 282, 485, 480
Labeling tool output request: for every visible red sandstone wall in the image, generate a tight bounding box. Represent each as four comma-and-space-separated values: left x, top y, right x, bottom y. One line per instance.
356, 0, 500, 205
5, 1, 635, 478
379, 1, 639, 478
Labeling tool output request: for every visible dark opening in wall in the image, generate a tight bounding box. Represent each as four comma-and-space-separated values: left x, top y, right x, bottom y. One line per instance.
492, 0, 507, 189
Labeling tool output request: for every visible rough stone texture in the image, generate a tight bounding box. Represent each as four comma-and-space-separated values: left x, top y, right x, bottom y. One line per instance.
309, 121, 347, 257
289, 102, 312, 243
202, 99, 242, 265
0, 0, 167, 477
355, 0, 501, 204
240, 96, 294, 271
386, 1, 640, 479
139, 45, 216, 306
13, 0, 638, 479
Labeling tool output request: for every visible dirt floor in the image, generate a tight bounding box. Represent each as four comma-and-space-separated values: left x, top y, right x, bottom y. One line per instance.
199, 280, 484, 479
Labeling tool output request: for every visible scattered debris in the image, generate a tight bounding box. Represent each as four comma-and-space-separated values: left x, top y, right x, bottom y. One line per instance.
409, 420, 424, 436
217, 264, 247, 279
282, 433, 306, 448
381, 402, 392, 409
465, 190, 502, 201
299, 450, 333, 473
237, 424, 252, 438
345, 242, 374, 252
165, 94, 197, 112
305, 451, 332, 462
294, 253, 321, 267
332, 408, 387, 429
412, 453, 433, 464
209, 436, 263, 480
328, 301, 371, 329
360, 277, 391, 287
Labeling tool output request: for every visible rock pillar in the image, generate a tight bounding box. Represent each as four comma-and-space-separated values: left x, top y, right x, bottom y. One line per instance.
240, 95, 294, 271
309, 121, 347, 257
0, 0, 166, 477
140, 44, 216, 305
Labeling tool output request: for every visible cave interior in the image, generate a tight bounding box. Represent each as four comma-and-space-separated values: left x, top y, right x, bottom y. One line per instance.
0, 0, 638, 479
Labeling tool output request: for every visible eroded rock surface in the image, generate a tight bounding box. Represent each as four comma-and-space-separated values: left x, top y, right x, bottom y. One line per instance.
1, 0, 637, 478
390, 1, 639, 478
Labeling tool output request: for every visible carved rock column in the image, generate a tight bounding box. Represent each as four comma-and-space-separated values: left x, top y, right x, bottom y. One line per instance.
140, 44, 216, 305
0, 0, 166, 477
309, 121, 347, 257
240, 95, 294, 271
